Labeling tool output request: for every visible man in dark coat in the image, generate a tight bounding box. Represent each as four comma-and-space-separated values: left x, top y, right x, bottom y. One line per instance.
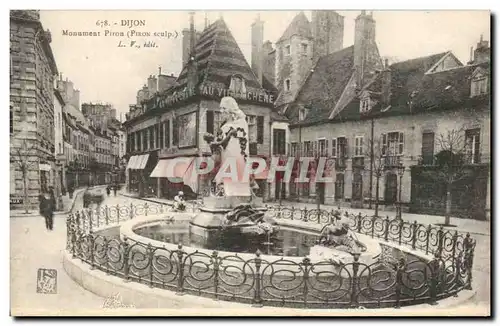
38, 194, 53, 231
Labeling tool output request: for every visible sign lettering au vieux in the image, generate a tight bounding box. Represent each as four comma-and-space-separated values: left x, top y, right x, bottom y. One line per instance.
147, 86, 275, 111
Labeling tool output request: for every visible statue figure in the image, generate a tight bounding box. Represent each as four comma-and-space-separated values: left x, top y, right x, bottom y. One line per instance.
318, 218, 367, 254
203, 96, 256, 198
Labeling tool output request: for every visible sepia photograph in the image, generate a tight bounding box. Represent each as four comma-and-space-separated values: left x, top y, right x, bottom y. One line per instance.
8, 7, 491, 317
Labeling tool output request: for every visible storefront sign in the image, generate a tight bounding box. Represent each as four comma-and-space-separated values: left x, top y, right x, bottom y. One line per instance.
146, 85, 275, 111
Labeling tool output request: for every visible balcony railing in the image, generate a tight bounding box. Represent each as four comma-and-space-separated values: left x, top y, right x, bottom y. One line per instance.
352, 157, 365, 169
417, 153, 482, 166
384, 155, 401, 168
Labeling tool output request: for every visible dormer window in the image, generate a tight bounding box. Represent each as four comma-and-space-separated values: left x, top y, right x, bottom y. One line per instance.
471, 74, 488, 97
360, 98, 371, 113
299, 108, 308, 121
284, 79, 291, 92
285, 45, 291, 56
229, 75, 247, 94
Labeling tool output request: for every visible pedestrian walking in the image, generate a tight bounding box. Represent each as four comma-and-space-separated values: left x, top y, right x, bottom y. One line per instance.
113, 185, 117, 197
38, 193, 53, 231
106, 186, 111, 197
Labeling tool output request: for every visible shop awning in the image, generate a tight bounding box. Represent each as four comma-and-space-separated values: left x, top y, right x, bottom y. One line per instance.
126, 156, 138, 170
150, 157, 202, 191
136, 154, 150, 170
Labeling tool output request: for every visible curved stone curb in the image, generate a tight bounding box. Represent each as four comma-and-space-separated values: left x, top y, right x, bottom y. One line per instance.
63, 250, 477, 314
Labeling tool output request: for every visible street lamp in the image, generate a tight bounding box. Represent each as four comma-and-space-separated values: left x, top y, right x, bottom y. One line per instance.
396, 162, 405, 220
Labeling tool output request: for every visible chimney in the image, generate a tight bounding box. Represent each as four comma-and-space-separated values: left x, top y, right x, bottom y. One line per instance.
381, 58, 391, 105
204, 12, 208, 29
251, 14, 264, 85
354, 10, 377, 87
473, 34, 490, 64
182, 28, 190, 67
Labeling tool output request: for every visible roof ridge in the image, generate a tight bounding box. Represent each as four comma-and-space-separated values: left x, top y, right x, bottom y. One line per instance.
389, 51, 449, 67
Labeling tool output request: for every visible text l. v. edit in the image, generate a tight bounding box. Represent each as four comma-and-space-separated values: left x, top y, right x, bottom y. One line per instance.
117, 40, 157, 48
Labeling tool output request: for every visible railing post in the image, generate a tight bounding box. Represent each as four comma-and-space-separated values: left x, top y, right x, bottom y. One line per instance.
252, 249, 263, 307
451, 231, 458, 259
428, 253, 439, 305
330, 209, 335, 224
70, 221, 77, 259
454, 254, 461, 296
176, 244, 185, 295
122, 236, 130, 282
144, 202, 149, 216
130, 203, 134, 219
350, 253, 360, 308
89, 231, 95, 270
384, 216, 390, 242
394, 258, 405, 308
302, 207, 308, 222
371, 215, 376, 238
437, 226, 444, 257
356, 213, 362, 233
464, 233, 475, 290
317, 210, 321, 224
96, 208, 100, 228
105, 205, 109, 225
302, 257, 311, 308
411, 221, 418, 250
212, 251, 219, 300
291, 206, 295, 220
398, 219, 404, 245
147, 243, 154, 288
425, 224, 431, 255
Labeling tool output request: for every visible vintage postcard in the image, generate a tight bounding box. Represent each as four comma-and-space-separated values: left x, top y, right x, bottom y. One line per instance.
9, 9, 491, 317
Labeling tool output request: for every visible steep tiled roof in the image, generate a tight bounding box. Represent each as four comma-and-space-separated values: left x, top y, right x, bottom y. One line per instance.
277, 12, 312, 43
174, 19, 273, 94
386, 52, 449, 110
287, 46, 355, 124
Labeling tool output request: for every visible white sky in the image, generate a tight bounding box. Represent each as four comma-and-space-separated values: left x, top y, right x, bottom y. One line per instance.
39, 10, 490, 119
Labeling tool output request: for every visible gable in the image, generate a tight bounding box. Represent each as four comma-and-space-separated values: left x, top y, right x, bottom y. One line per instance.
471, 66, 488, 79
426, 52, 463, 74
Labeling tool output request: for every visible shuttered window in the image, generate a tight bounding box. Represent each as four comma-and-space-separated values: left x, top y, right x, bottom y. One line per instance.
165, 120, 170, 148
172, 118, 178, 146
421, 132, 434, 165
206, 110, 214, 135
273, 129, 286, 155
159, 123, 164, 148
257, 116, 264, 144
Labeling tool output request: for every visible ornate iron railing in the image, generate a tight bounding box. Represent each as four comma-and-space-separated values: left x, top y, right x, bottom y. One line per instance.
66, 202, 476, 309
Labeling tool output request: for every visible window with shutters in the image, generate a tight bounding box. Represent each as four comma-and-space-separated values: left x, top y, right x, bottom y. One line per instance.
247, 115, 257, 143
257, 116, 264, 144
149, 127, 154, 149
291, 142, 298, 157
360, 98, 371, 113
337, 137, 347, 158
318, 139, 327, 157
165, 120, 170, 148
273, 129, 286, 155
421, 132, 435, 165
354, 136, 364, 157
206, 110, 214, 135
465, 128, 481, 164
142, 129, 148, 151
382, 132, 404, 156
331, 138, 337, 157
303, 141, 312, 156
155, 124, 159, 148
159, 123, 164, 148
172, 118, 179, 146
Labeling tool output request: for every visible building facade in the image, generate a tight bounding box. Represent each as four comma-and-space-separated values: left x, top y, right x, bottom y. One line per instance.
261, 11, 491, 220
10, 10, 58, 210
124, 16, 278, 200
